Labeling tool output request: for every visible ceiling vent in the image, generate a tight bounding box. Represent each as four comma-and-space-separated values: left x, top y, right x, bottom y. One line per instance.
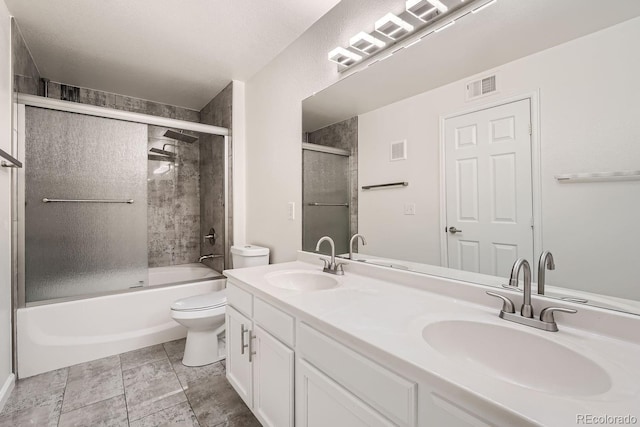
466, 74, 498, 101
390, 140, 407, 161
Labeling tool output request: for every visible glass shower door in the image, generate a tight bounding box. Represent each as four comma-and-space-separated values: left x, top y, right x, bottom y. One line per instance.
24, 107, 148, 302
302, 149, 350, 256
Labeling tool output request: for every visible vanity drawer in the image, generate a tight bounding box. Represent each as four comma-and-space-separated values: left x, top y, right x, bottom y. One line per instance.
298, 323, 417, 427
254, 298, 295, 347
227, 281, 253, 317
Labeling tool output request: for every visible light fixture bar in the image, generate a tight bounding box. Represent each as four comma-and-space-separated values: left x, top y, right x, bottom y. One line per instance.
427, 0, 448, 13
472, 0, 497, 14
328, 47, 362, 67
375, 13, 414, 40
406, 0, 438, 21
350, 32, 386, 55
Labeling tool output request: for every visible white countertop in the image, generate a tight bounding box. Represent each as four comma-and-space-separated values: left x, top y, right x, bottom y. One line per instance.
224, 255, 640, 426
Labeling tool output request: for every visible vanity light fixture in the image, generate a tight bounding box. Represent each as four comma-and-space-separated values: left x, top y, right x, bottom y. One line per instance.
350, 32, 386, 55
328, 47, 362, 67
375, 13, 414, 40
406, 0, 438, 22
434, 20, 456, 32
472, 0, 497, 14
329, 0, 483, 70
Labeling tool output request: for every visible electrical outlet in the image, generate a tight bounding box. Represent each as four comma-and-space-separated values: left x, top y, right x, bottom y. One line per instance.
404, 203, 416, 215
288, 202, 295, 220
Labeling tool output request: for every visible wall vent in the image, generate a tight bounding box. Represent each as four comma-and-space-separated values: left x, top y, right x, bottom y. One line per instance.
466, 74, 497, 100
390, 140, 407, 161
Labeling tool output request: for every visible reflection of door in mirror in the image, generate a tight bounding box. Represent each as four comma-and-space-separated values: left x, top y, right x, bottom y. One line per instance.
444, 99, 533, 278
302, 147, 350, 256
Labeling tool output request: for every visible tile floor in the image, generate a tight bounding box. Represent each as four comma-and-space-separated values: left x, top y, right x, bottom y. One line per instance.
0, 339, 261, 426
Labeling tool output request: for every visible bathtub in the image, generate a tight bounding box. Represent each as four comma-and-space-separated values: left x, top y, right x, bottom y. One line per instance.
17, 263, 225, 378
149, 263, 222, 287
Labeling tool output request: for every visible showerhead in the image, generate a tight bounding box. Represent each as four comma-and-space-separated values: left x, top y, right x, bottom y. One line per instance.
164, 129, 198, 144
149, 147, 177, 158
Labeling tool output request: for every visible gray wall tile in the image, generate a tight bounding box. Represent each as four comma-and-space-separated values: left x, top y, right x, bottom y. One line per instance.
199, 83, 233, 271
12, 19, 41, 96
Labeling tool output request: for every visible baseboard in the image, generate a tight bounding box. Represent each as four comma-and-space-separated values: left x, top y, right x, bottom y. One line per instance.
0, 373, 16, 412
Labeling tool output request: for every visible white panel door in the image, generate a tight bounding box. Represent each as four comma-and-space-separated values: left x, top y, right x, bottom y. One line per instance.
226, 306, 253, 408
445, 99, 533, 277
296, 359, 395, 427
252, 325, 294, 427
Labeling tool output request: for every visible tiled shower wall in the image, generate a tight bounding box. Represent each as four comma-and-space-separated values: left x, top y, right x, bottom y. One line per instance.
147, 126, 201, 267
12, 19, 40, 96
199, 82, 233, 273
307, 116, 359, 238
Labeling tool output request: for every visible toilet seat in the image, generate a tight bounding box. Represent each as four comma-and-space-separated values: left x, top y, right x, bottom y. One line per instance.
171, 290, 227, 312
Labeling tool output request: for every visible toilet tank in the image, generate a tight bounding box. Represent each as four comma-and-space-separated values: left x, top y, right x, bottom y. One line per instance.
231, 245, 270, 268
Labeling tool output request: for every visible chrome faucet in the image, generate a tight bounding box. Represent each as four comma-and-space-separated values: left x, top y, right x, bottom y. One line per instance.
510, 258, 533, 318
315, 236, 345, 275
349, 234, 367, 260
537, 251, 555, 295
198, 254, 222, 262
488, 257, 577, 331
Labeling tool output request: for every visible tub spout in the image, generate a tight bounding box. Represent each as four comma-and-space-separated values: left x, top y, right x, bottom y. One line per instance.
199, 254, 223, 262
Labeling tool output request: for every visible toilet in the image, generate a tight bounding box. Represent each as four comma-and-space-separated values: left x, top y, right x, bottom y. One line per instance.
170, 244, 269, 366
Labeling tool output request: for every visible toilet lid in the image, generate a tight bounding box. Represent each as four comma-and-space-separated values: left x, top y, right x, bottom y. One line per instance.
171, 290, 227, 311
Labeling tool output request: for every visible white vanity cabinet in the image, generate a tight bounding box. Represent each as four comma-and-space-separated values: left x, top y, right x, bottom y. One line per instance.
226, 280, 419, 427
226, 282, 295, 427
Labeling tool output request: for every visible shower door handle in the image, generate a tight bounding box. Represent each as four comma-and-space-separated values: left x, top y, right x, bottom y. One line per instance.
240, 324, 249, 355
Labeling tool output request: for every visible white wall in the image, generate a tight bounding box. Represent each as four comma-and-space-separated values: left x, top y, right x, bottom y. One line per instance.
245, 0, 404, 263
232, 80, 247, 248
357, 17, 640, 300
0, 0, 15, 409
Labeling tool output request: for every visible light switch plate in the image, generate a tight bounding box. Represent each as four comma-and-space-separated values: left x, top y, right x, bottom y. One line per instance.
288, 202, 295, 220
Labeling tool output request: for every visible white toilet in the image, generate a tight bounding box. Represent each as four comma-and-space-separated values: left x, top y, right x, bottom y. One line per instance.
170, 245, 269, 366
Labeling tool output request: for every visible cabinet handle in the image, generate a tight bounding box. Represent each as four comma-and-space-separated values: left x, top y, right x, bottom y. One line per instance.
241, 324, 249, 355
249, 330, 256, 362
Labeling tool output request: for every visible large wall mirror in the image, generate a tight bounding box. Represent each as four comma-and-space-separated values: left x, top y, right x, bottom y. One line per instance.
302, 0, 640, 315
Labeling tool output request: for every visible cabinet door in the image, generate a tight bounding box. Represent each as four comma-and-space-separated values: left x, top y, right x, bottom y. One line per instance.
252, 325, 294, 427
226, 306, 253, 407
297, 359, 395, 427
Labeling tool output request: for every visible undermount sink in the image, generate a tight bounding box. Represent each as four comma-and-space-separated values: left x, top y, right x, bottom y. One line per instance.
265, 270, 339, 291
422, 320, 612, 396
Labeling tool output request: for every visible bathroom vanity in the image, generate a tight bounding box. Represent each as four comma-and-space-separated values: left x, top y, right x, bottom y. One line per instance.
224, 252, 640, 427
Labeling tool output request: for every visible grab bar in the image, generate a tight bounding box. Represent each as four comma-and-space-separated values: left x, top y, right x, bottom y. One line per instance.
307, 202, 349, 207
362, 181, 408, 190
0, 148, 22, 169
43, 198, 134, 204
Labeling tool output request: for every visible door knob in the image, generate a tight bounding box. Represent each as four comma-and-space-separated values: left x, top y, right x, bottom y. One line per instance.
448, 226, 463, 234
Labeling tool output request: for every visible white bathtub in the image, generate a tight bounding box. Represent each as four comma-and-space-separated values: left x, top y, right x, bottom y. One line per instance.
17, 264, 225, 378
149, 263, 222, 287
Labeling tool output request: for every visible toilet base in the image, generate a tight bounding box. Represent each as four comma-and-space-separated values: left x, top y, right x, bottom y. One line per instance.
182, 329, 225, 367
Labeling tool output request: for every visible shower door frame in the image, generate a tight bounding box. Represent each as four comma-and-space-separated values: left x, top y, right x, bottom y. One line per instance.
13, 94, 231, 308
301, 142, 352, 255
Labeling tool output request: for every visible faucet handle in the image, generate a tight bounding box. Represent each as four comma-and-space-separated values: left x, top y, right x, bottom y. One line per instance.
486, 291, 516, 314
539, 307, 577, 323
319, 258, 330, 270
335, 262, 346, 275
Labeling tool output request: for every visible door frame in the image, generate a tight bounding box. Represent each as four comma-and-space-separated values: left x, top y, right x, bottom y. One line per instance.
438, 91, 542, 274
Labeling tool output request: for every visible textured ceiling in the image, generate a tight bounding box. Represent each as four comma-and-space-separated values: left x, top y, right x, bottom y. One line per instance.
5, 0, 341, 110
